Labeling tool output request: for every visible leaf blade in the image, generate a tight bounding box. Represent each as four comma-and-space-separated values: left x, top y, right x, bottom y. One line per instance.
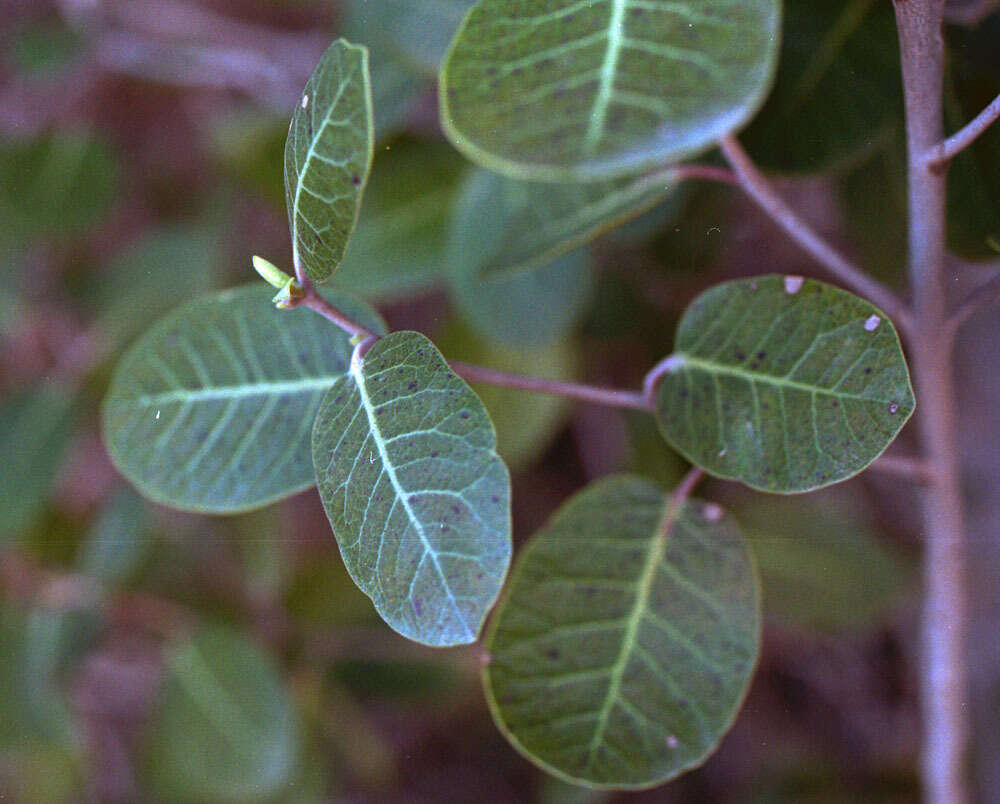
654, 275, 914, 493
484, 475, 760, 788
440, 0, 781, 181
312, 331, 512, 647
284, 38, 374, 283
102, 285, 385, 513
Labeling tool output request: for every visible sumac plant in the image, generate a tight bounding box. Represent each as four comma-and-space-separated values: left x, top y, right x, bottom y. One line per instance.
102, 1, 999, 798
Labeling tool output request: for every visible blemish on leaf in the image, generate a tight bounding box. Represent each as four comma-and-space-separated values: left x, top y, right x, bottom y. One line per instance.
888, 402, 900, 414
784, 275, 804, 294
301, 94, 309, 109
666, 735, 679, 749
864, 315, 881, 331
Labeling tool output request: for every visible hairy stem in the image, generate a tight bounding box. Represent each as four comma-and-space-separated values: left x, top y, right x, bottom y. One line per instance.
926, 90, 1000, 167
895, 2, 970, 801
718, 136, 912, 331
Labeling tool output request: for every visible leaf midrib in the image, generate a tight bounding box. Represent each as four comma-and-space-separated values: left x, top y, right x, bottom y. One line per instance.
673, 354, 893, 402
125, 376, 340, 408
586, 493, 684, 768
291, 63, 352, 271
583, 0, 627, 154
350, 354, 473, 642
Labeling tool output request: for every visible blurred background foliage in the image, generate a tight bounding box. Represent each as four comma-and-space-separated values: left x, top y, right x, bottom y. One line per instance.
0, 0, 998, 801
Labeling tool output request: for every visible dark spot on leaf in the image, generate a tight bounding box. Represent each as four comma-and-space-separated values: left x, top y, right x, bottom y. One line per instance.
460, 411, 470, 419
734, 350, 746, 362
351, 174, 360, 185
757, 351, 767, 360
864, 367, 873, 375
546, 648, 560, 660
408, 381, 418, 390
491, 495, 499, 503
413, 599, 423, 616
451, 505, 460, 515
431, 451, 439, 458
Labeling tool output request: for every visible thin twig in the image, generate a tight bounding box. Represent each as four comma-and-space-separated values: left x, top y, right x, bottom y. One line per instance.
655, 163, 738, 187
869, 454, 936, 483
296, 285, 376, 340
451, 361, 653, 411
718, 135, 913, 332
925, 91, 1000, 168
641, 354, 683, 404
291, 288, 653, 411
671, 466, 705, 503
946, 271, 1000, 339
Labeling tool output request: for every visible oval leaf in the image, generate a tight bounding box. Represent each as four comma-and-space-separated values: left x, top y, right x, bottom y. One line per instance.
0, 383, 76, 541
285, 39, 373, 283
344, 0, 477, 75
440, 0, 781, 181
312, 331, 512, 647
102, 285, 386, 513
451, 168, 676, 280
742, 0, 902, 173
145, 624, 300, 803
449, 249, 595, 346
334, 139, 468, 301
655, 275, 914, 493
484, 475, 760, 788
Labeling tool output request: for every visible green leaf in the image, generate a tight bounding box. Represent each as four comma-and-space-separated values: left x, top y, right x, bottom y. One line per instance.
738, 490, 909, 631
333, 139, 467, 301
102, 285, 386, 513
484, 475, 760, 789
78, 487, 153, 587
90, 224, 220, 352
449, 168, 676, 281
839, 136, 908, 287
343, 0, 477, 75
0, 131, 118, 242
5, 22, 82, 76
654, 276, 914, 493
144, 624, 301, 803
742, 0, 902, 173
312, 330, 511, 647
284, 39, 374, 283
944, 17, 1000, 259
435, 320, 578, 470
0, 383, 76, 541
0, 607, 84, 752
439, 0, 781, 181
450, 250, 595, 346
366, 49, 428, 140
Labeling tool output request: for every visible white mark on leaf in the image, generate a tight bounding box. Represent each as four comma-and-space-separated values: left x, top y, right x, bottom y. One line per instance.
301, 94, 309, 109
888, 402, 900, 414
666, 735, 679, 749
703, 503, 723, 522
784, 275, 804, 294
155, 410, 161, 420
864, 314, 881, 331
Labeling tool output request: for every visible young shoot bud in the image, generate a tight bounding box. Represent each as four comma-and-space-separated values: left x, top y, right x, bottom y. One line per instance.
252, 255, 293, 289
